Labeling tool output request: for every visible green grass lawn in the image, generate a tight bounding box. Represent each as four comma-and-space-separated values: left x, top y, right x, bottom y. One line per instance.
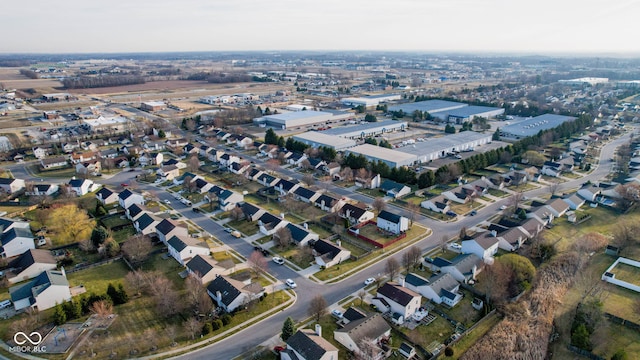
226, 219, 259, 236
34, 165, 76, 178
67, 260, 130, 295
272, 245, 314, 269
398, 314, 453, 348
487, 188, 509, 198
112, 226, 136, 242
339, 240, 370, 258
434, 290, 482, 328
307, 224, 332, 238
211, 251, 243, 264
356, 188, 384, 197
610, 262, 640, 286
141, 251, 186, 289
100, 215, 132, 229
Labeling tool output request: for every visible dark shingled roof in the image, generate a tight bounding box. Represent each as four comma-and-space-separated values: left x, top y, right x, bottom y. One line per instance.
378, 210, 401, 224
96, 187, 114, 199
286, 329, 337, 360
314, 194, 338, 207
334, 313, 391, 345
155, 219, 177, 235
118, 189, 134, 200
135, 213, 156, 230
340, 203, 367, 220
286, 223, 311, 243
8, 249, 56, 271
186, 255, 215, 277
10, 270, 68, 303
404, 273, 429, 287
294, 186, 316, 200
377, 282, 420, 306
312, 239, 341, 259
206, 276, 241, 307
342, 307, 367, 322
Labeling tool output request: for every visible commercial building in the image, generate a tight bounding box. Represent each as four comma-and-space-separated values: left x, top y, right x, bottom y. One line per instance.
341, 94, 402, 107
499, 114, 575, 140
83, 116, 130, 132
396, 131, 493, 163
141, 101, 166, 112
253, 110, 353, 129
387, 100, 467, 115
320, 120, 408, 139
345, 144, 416, 168
431, 105, 505, 124
293, 131, 357, 151
558, 77, 608, 86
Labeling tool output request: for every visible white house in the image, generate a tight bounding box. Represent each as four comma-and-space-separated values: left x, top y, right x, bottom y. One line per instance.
355, 173, 381, 189
155, 219, 189, 245
40, 157, 69, 169
206, 275, 264, 313
218, 189, 244, 211
403, 273, 463, 307
166, 235, 210, 266
312, 239, 351, 268
258, 212, 288, 236
118, 189, 145, 210
334, 314, 390, 360
339, 203, 375, 225
377, 210, 409, 235
563, 194, 586, 210
95, 187, 118, 205
157, 165, 180, 181
185, 255, 235, 285
32, 147, 48, 160
286, 223, 319, 247
313, 194, 344, 213
68, 178, 98, 196
134, 213, 161, 236
6, 249, 57, 284
26, 184, 59, 197
9, 269, 71, 311
426, 254, 483, 284
0, 178, 25, 194
577, 185, 602, 202
139, 152, 163, 166
372, 282, 421, 324
545, 198, 570, 218
282, 326, 338, 360
461, 234, 500, 261
1, 227, 35, 258
421, 195, 451, 214
126, 203, 148, 221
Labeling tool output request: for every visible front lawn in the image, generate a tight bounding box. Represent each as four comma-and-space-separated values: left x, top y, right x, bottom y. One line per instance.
271, 245, 314, 269
226, 219, 259, 236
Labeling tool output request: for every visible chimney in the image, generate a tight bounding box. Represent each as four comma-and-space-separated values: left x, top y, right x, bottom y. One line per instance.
400, 276, 405, 287
490, 230, 497, 237
216, 291, 222, 300
60, 266, 66, 277
280, 213, 285, 219
315, 324, 322, 337
303, 222, 308, 230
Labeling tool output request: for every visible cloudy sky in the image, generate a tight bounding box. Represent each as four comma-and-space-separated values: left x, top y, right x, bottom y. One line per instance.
3, 0, 639, 54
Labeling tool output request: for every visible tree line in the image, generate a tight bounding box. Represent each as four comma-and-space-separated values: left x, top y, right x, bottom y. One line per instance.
62, 75, 146, 89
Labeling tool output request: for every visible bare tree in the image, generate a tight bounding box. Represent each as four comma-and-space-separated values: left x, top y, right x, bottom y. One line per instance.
302, 174, 315, 186
441, 234, 449, 253
183, 317, 201, 340
508, 192, 524, 213
165, 325, 178, 346
229, 206, 245, 221
406, 246, 422, 270
248, 251, 268, 278
548, 181, 560, 196
385, 257, 400, 282
188, 154, 200, 172
357, 290, 367, 306
90, 300, 114, 319
372, 197, 386, 215
266, 158, 281, 172
340, 166, 354, 182
122, 234, 153, 267
481, 262, 511, 306
125, 270, 147, 296
185, 275, 212, 315
459, 226, 467, 241
152, 275, 184, 317
300, 159, 312, 171
308, 295, 328, 322
273, 227, 293, 248
407, 202, 419, 226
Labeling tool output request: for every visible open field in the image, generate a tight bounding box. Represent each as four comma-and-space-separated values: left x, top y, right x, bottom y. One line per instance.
66, 80, 212, 95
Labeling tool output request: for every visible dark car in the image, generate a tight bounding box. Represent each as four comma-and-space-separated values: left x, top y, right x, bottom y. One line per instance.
261, 249, 269, 257
446, 210, 457, 217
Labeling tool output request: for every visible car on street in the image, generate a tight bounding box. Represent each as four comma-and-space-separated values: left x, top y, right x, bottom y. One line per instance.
364, 277, 376, 286
163, 199, 171, 205
469, 210, 477, 216
121, 183, 129, 187
285, 279, 297, 288
499, 205, 508, 210
445, 210, 457, 217
273, 257, 285, 265
224, 228, 233, 233
450, 243, 462, 250
331, 309, 344, 319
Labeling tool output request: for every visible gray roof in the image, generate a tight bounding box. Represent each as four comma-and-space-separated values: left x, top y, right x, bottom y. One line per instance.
286, 223, 312, 243
135, 213, 157, 230
450, 253, 482, 274
334, 313, 391, 344
500, 114, 575, 138
387, 99, 467, 114
425, 273, 459, 298
286, 329, 338, 360
377, 282, 420, 306
319, 120, 407, 137
2, 227, 33, 245
155, 219, 177, 235
186, 255, 215, 277
396, 131, 492, 158
10, 270, 68, 303
431, 105, 504, 118
404, 273, 429, 287
8, 249, 56, 271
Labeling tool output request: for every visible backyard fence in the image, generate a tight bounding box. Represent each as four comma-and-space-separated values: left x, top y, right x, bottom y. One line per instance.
567, 345, 605, 360
605, 312, 640, 332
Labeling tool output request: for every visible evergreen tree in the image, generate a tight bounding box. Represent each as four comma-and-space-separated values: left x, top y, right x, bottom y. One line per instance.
53, 303, 67, 325
277, 136, 285, 148
492, 128, 501, 141
117, 284, 129, 304
281, 317, 296, 341
265, 128, 278, 145
107, 283, 120, 304
158, 129, 166, 138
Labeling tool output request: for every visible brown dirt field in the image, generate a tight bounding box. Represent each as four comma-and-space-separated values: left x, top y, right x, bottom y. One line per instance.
0, 68, 28, 81
0, 78, 63, 90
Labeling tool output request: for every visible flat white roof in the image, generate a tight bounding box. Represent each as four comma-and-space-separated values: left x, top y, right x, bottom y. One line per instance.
501, 114, 575, 138
83, 116, 128, 126
320, 120, 407, 137
262, 110, 332, 121
293, 131, 357, 149
347, 144, 416, 165
397, 131, 492, 157
388, 100, 467, 114
143, 101, 166, 107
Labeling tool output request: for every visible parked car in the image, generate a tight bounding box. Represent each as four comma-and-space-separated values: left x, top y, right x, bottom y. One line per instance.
331, 309, 344, 319
364, 277, 376, 286
121, 183, 129, 187
469, 210, 477, 216
285, 279, 297, 289
450, 243, 462, 250
499, 205, 508, 210
230, 231, 242, 238
446, 210, 457, 217
273, 257, 285, 265
163, 199, 171, 205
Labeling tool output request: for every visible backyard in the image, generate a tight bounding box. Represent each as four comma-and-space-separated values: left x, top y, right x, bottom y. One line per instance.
610, 262, 640, 286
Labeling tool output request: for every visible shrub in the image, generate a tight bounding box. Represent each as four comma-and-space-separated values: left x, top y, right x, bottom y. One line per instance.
211, 320, 222, 330
202, 322, 213, 335
444, 347, 454, 357
611, 349, 628, 360
221, 314, 232, 326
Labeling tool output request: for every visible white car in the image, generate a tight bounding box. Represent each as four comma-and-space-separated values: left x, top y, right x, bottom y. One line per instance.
364, 277, 376, 286
285, 279, 297, 289
273, 257, 285, 265
499, 205, 508, 210
331, 309, 344, 319
450, 243, 462, 250
163, 199, 171, 205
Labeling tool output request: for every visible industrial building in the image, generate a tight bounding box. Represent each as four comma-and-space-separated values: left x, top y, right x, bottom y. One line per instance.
499, 114, 575, 140
253, 110, 353, 129
558, 77, 608, 86
83, 116, 130, 132
387, 100, 467, 115
293, 131, 357, 151
396, 131, 493, 163
341, 94, 402, 107
141, 101, 166, 112
319, 120, 408, 139
431, 106, 505, 124
345, 144, 417, 168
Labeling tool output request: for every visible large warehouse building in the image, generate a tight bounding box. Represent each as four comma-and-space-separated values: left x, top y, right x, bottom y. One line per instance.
431, 105, 505, 124
387, 99, 467, 115
345, 144, 417, 168
499, 114, 575, 140
396, 131, 493, 163
253, 110, 353, 129
319, 120, 408, 139
341, 94, 402, 107
292, 131, 357, 151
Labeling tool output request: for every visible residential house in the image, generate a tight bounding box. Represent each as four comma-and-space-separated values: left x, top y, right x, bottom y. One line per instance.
286, 223, 319, 247
134, 213, 161, 236
218, 189, 244, 211
545, 198, 570, 218
245, 168, 264, 182
312, 238, 350, 268
563, 193, 585, 210
6, 249, 57, 284
256, 173, 279, 187
461, 234, 500, 261
520, 217, 545, 240
40, 156, 68, 169
167, 235, 210, 266
0, 178, 25, 194
442, 189, 470, 204
199, 145, 213, 159
314, 194, 343, 213
377, 210, 409, 235
339, 203, 374, 225
257, 212, 288, 236
155, 219, 189, 245
340, 307, 367, 326
355, 173, 381, 189
235, 135, 253, 149
288, 153, 308, 167
372, 282, 421, 324
9, 269, 71, 311
68, 178, 97, 196
527, 205, 555, 226
322, 162, 341, 179
206, 275, 265, 313
32, 147, 48, 160
162, 158, 187, 169
98, 148, 118, 159
334, 314, 390, 360
95, 187, 118, 205
193, 178, 214, 194
293, 187, 320, 203
126, 203, 148, 221
70, 152, 97, 164
75, 160, 101, 175
439, 254, 483, 283
240, 202, 266, 222
308, 158, 326, 171
274, 178, 300, 196
173, 172, 201, 186
403, 272, 463, 307
488, 224, 529, 251
421, 195, 451, 214
139, 152, 163, 166
118, 189, 145, 209
229, 161, 250, 175
61, 143, 77, 153
218, 153, 240, 167
183, 143, 198, 155
282, 326, 338, 360
380, 180, 411, 199
577, 185, 602, 202
541, 161, 562, 177
26, 184, 58, 197
157, 165, 180, 181
185, 255, 235, 285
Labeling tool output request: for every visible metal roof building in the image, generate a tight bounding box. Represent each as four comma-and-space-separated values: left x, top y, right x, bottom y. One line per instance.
396, 131, 492, 163
387, 100, 467, 114
293, 131, 357, 151
253, 110, 353, 129
499, 114, 575, 140
341, 93, 402, 107
431, 105, 505, 123
319, 120, 408, 139
345, 144, 417, 168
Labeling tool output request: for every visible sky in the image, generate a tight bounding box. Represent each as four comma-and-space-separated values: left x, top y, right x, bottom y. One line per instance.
2, 0, 640, 55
